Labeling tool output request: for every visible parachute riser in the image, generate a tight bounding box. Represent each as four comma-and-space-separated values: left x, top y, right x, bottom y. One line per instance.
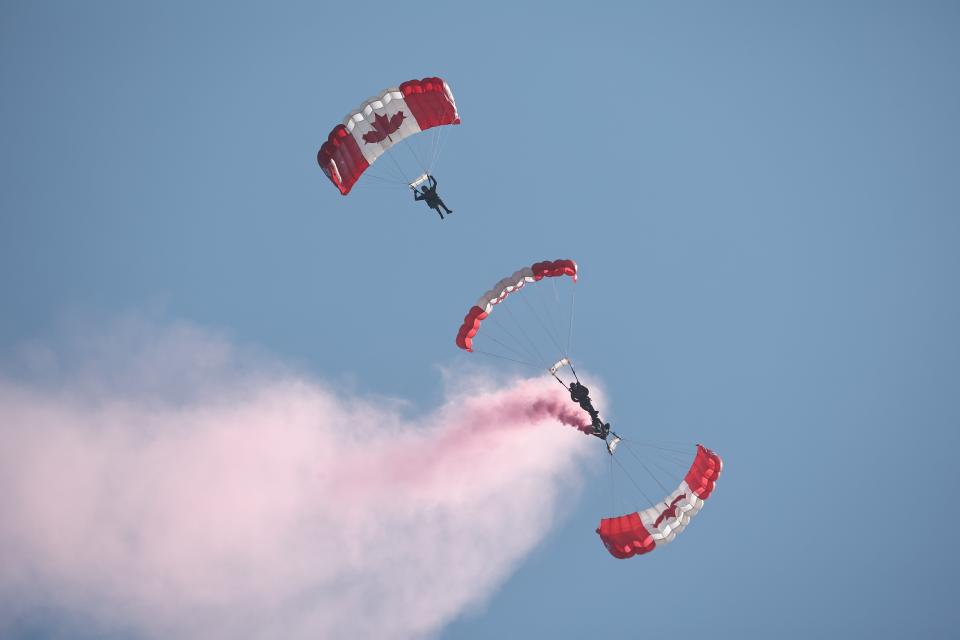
606, 433, 621, 456
408, 173, 430, 190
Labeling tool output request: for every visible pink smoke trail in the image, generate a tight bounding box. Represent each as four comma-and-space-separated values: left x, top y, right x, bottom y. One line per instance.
0, 321, 597, 639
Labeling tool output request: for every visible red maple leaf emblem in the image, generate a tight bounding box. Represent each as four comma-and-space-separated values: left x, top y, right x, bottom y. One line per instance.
362, 111, 406, 144
653, 494, 687, 527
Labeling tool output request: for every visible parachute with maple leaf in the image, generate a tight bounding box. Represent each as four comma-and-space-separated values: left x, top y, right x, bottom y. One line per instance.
454, 258, 724, 559
317, 77, 460, 195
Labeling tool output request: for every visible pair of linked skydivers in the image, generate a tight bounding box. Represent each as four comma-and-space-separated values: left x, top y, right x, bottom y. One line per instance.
413, 175, 454, 219
568, 380, 611, 441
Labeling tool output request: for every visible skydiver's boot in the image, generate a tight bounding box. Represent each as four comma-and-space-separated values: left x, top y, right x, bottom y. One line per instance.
590, 417, 606, 439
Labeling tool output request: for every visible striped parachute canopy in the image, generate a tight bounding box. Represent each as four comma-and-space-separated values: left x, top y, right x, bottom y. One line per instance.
455, 259, 578, 353
597, 445, 723, 559
317, 77, 460, 195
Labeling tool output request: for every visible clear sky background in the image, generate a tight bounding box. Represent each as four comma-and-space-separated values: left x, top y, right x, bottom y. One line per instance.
2, 1, 959, 638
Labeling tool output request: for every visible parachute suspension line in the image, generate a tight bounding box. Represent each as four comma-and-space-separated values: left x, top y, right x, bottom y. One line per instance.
471, 349, 542, 369
646, 455, 683, 484
484, 329, 539, 364
401, 137, 429, 176
479, 329, 540, 367
643, 450, 689, 468
566, 288, 576, 357
609, 453, 616, 517
354, 183, 410, 192
386, 147, 412, 185
361, 184, 416, 192
484, 314, 543, 365
519, 291, 566, 357
537, 280, 571, 361
627, 438, 696, 449
622, 440, 692, 457
361, 170, 411, 188
518, 293, 567, 360
612, 454, 656, 511
568, 362, 581, 384
427, 124, 444, 174
429, 122, 450, 175
623, 444, 672, 497
426, 127, 440, 173
536, 278, 571, 359
367, 153, 409, 184
502, 302, 548, 367
426, 128, 440, 175
620, 441, 689, 468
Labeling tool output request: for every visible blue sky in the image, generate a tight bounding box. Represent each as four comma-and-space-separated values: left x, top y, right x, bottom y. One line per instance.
2, 1, 959, 638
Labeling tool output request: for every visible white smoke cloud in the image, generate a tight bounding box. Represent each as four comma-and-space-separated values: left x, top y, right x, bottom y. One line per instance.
0, 318, 594, 639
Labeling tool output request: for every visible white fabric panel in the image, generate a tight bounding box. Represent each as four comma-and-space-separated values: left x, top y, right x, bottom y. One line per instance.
342, 88, 424, 166
476, 267, 536, 312
638, 481, 706, 547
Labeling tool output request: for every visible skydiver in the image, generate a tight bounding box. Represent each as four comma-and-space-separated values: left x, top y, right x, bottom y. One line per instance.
413, 175, 453, 219
568, 380, 612, 441
568, 381, 598, 419
591, 417, 612, 441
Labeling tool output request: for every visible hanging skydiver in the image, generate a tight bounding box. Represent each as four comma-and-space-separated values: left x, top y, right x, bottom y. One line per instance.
550, 359, 616, 448
567, 380, 611, 441
413, 175, 453, 219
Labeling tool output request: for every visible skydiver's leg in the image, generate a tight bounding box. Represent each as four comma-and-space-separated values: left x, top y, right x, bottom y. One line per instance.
433, 206, 444, 220
590, 418, 605, 439
438, 199, 453, 214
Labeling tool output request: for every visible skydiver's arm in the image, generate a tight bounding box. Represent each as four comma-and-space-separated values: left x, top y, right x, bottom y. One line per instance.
428, 176, 437, 188
414, 191, 424, 201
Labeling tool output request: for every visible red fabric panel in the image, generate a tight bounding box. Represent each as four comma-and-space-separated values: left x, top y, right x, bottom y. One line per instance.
684, 444, 723, 500
532, 259, 577, 281
596, 512, 655, 559
400, 77, 461, 130
317, 124, 369, 195
455, 306, 487, 351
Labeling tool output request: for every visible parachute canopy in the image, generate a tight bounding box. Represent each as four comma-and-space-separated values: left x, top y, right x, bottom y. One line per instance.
597, 444, 723, 559
456, 259, 577, 352
317, 77, 460, 195
454, 259, 724, 560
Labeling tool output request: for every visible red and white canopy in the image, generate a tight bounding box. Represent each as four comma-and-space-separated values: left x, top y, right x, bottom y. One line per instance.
317, 77, 460, 195
455, 259, 578, 352
597, 444, 723, 559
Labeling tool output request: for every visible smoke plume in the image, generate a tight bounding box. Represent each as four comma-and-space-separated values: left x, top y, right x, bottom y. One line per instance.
0, 319, 595, 639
